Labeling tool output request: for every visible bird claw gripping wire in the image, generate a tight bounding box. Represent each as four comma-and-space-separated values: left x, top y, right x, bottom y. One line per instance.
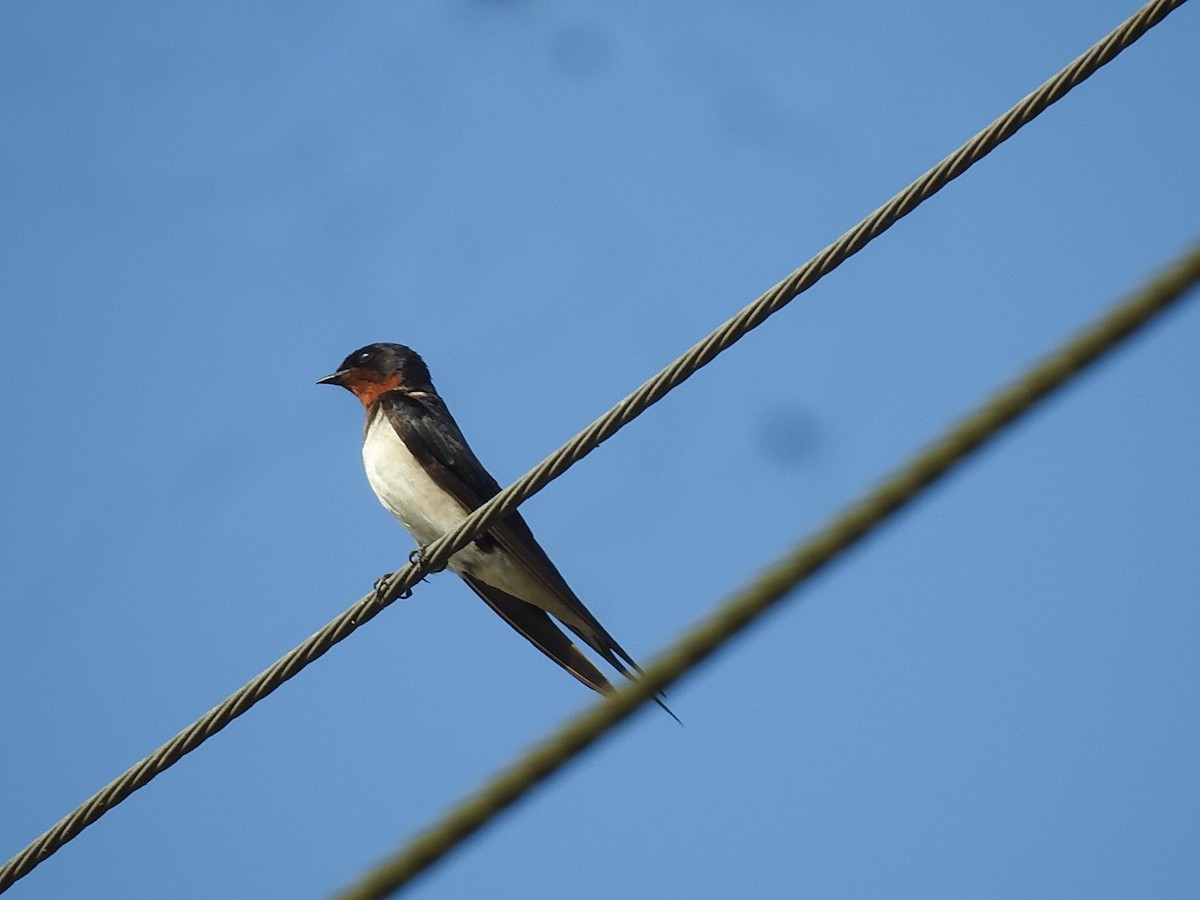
371, 547, 433, 604
408, 547, 439, 580
372, 572, 406, 602
405, 546, 437, 591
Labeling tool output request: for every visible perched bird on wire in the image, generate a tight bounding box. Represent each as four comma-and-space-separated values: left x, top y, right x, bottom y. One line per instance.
319, 342, 675, 719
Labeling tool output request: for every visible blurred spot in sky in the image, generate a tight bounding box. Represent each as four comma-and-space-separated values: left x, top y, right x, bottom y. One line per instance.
548, 22, 612, 81
718, 83, 820, 159
756, 405, 823, 467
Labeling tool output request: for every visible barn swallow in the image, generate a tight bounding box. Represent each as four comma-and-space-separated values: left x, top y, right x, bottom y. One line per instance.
319, 342, 674, 717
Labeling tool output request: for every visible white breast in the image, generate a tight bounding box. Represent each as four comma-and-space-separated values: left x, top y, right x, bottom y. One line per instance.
360, 408, 559, 607
362, 410, 469, 546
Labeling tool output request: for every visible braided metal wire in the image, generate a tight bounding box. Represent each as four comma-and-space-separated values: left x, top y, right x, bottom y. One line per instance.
401, 0, 1191, 586
0, 0, 1187, 892
336, 244, 1200, 898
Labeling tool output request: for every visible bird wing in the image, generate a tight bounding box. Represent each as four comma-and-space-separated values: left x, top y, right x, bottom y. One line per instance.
377, 390, 641, 676
458, 573, 614, 695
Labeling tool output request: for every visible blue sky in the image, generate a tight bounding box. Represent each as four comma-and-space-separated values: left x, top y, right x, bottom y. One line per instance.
2, 2, 1198, 897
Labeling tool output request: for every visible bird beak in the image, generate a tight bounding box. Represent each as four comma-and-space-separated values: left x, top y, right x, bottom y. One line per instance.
316, 370, 349, 386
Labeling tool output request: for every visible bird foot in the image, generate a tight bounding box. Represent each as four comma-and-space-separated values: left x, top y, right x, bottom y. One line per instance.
409, 545, 443, 578
373, 571, 412, 601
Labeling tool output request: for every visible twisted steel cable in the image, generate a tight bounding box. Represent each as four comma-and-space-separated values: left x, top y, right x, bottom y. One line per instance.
337, 243, 1200, 899
0, 0, 1188, 892
385, 0, 1191, 593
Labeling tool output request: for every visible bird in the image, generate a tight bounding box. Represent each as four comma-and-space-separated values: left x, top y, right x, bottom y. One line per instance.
319, 342, 674, 717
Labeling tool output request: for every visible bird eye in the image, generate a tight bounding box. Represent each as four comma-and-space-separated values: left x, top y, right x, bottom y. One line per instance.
358, 350, 372, 362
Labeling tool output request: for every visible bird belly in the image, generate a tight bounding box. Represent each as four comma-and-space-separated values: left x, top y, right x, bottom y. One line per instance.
362, 413, 469, 546
361, 415, 548, 600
